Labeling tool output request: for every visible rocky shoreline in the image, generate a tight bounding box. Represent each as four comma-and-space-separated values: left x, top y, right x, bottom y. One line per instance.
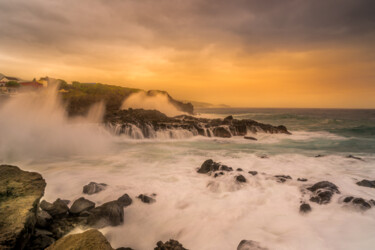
105, 109, 291, 139
2, 160, 374, 250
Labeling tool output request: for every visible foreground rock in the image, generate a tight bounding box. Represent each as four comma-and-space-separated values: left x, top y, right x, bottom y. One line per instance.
237, 240, 268, 250
69, 197, 95, 215
155, 239, 187, 250
105, 108, 291, 138
0, 165, 46, 249
356, 179, 375, 189
40, 199, 69, 217
307, 181, 340, 204
87, 201, 124, 228
83, 182, 108, 195
46, 229, 114, 250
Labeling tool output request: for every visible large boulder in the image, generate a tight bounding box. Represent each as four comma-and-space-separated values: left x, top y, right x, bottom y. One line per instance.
46, 229, 114, 250
0, 165, 46, 249
83, 182, 108, 195
307, 181, 340, 204
117, 194, 132, 207
40, 199, 69, 217
237, 240, 268, 250
154, 239, 187, 250
87, 201, 124, 228
197, 159, 221, 174
69, 197, 95, 215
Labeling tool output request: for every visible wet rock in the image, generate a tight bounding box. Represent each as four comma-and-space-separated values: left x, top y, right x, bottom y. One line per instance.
236, 175, 247, 183
299, 203, 312, 213
197, 159, 221, 173
244, 136, 257, 141
83, 182, 108, 195
212, 126, 232, 138
343, 196, 354, 203
69, 197, 95, 215
87, 201, 124, 228
0, 165, 46, 249
275, 175, 292, 183
237, 240, 268, 250
343, 197, 372, 210
117, 194, 133, 207
49, 216, 87, 239
237, 168, 243, 171
40, 199, 69, 217
155, 239, 187, 250
307, 181, 340, 204
220, 165, 233, 171
36, 209, 53, 228
28, 229, 55, 250
248, 171, 258, 176
356, 179, 375, 189
137, 194, 156, 204
297, 178, 308, 182
346, 155, 364, 161
46, 229, 114, 250
224, 115, 233, 121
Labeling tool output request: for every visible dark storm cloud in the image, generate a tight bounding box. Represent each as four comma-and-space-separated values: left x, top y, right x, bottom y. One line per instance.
0, 0, 375, 54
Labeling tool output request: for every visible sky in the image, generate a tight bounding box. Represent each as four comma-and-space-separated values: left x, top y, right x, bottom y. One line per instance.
0, 0, 375, 108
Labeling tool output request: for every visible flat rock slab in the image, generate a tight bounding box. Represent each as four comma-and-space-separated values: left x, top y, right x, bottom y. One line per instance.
0, 165, 46, 249
46, 229, 114, 250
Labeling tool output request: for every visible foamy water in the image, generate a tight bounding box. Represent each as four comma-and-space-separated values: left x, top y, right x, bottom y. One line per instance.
1, 90, 375, 250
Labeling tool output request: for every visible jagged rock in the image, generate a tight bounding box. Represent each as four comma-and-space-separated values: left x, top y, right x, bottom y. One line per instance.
83, 182, 108, 195
244, 136, 257, 141
236, 175, 247, 183
137, 194, 156, 204
46, 229, 114, 250
307, 181, 340, 204
155, 239, 187, 250
36, 209, 52, 228
248, 171, 258, 176
197, 159, 221, 173
117, 194, 132, 207
40, 199, 69, 217
87, 201, 124, 228
346, 155, 364, 161
213, 126, 232, 138
0, 165, 46, 249
297, 178, 308, 182
105, 109, 290, 139
69, 197, 95, 215
237, 240, 268, 250
275, 175, 292, 183
356, 179, 375, 188
299, 203, 312, 213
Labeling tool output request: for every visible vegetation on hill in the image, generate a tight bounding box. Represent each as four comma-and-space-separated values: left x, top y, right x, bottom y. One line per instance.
5, 81, 20, 88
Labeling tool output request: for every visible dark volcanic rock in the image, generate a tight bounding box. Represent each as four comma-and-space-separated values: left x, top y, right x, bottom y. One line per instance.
237, 168, 243, 171
297, 178, 308, 182
307, 181, 340, 204
197, 159, 221, 174
220, 165, 233, 171
155, 239, 187, 250
244, 136, 257, 141
299, 203, 312, 213
69, 197, 95, 215
40, 199, 69, 217
236, 175, 247, 183
83, 182, 108, 195
275, 175, 292, 183
87, 201, 124, 228
117, 194, 133, 207
248, 171, 258, 176
237, 240, 268, 250
137, 194, 156, 204
0, 165, 46, 250
105, 108, 291, 139
356, 179, 375, 189
343, 196, 354, 203
343, 196, 372, 211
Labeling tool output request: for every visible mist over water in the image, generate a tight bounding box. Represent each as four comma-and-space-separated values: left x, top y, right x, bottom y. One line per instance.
1, 91, 375, 249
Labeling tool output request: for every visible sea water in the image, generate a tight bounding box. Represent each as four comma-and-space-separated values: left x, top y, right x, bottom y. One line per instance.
1, 91, 375, 250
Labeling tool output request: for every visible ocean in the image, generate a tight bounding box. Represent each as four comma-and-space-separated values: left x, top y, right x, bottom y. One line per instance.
1, 91, 375, 250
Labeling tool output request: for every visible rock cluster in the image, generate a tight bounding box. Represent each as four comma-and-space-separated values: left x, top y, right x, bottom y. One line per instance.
154, 239, 187, 250
307, 181, 340, 204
